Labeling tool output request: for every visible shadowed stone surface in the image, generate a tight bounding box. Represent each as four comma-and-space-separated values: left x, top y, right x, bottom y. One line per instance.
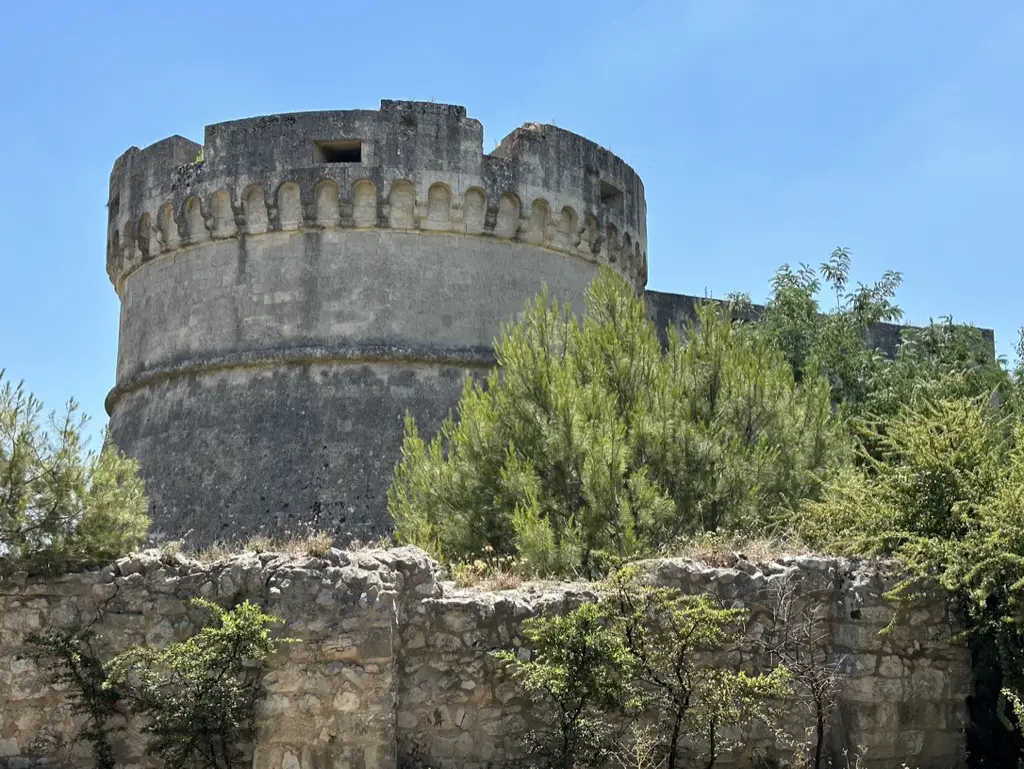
111, 362, 476, 545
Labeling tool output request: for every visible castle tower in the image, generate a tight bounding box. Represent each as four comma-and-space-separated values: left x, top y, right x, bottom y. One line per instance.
105, 100, 647, 545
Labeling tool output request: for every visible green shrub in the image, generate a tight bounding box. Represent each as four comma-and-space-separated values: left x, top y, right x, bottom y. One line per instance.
0, 372, 148, 573
794, 390, 1007, 557
751, 251, 1007, 432
496, 570, 790, 769
496, 601, 634, 769
106, 599, 290, 769
752, 248, 903, 413
606, 570, 790, 769
793, 387, 1024, 763
389, 269, 845, 576
24, 626, 120, 769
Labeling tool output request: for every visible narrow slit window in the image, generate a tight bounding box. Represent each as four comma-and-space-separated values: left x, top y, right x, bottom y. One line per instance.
314, 140, 362, 164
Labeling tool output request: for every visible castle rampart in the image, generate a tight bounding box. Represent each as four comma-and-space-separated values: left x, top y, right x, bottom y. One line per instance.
645, 290, 998, 359
104, 100, 647, 545
106, 101, 647, 301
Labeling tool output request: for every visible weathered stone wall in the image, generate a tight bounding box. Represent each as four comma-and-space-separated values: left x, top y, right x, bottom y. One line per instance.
104, 100, 648, 545
0, 548, 970, 769
110, 361, 472, 545
0, 547, 440, 769
398, 555, 970, 769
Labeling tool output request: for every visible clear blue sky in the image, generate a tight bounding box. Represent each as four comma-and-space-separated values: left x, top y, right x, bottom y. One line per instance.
1, 1, 1022, 442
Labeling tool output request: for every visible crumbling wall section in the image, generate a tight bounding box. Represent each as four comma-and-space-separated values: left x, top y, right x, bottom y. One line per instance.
399, 555, 971, 769
0, 547, 441, 769
0, 549, 969, 769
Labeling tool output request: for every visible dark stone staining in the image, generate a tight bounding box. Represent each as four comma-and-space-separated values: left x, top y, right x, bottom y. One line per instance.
110, 363, 475, 547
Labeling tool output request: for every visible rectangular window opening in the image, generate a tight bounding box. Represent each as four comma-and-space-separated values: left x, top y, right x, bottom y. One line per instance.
314, 139, 362, 164
600, 180, 623, 206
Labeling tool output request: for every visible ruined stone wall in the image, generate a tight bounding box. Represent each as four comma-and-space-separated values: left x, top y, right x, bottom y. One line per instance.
0, 549, 969, 769
0, 547, 440, 769
399, 555, 970, 769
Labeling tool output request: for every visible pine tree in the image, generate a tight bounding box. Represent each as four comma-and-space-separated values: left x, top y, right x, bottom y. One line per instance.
0, 371, 148, 573
388, 269, 845, 576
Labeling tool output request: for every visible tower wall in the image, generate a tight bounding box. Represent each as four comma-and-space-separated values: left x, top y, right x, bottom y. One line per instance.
105, 100, 647, 544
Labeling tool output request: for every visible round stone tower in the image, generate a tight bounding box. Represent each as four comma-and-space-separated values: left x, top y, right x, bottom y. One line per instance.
105, 100, 647, 545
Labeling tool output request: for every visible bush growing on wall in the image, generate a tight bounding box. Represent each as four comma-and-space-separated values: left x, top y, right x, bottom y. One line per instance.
25, 599, 290, 769
496, 568, 791, 769
389, 269, 845, 576
25, 626, 122, 769
0, 371, 148, 574
105, 599, 289, 769
495, 600, 634, 769
794, 388, 1024, 764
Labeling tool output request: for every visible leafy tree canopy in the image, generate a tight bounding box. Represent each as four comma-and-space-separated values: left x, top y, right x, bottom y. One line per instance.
0, 371, 148, 573
389, 269, 845, 577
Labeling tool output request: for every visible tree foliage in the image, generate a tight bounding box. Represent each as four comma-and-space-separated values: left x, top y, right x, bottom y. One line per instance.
752, 249, 1007, 427
494, 601, 635, 769
745, 248, 901, 411
606, 570, 790, 769
390, 269, 844, 576
793, 387, 1024, 765
105, 599, 288, 769
25, 626, 121, 769
0, 371, 148, 573
496, 569, 790, 769
794, 391, 1007, 557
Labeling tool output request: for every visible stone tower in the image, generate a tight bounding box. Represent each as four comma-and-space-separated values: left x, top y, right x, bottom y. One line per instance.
104, 100, 647, 545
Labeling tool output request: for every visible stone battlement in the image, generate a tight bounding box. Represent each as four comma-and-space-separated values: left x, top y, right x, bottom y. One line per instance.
106, 100, 648, 294
103, 100, 652, 546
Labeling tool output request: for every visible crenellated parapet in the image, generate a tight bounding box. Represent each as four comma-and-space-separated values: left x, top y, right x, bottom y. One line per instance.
104, 100, 650, 546
107, 100, 648, 294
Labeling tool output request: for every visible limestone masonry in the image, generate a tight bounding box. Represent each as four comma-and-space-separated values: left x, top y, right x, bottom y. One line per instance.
104, 100, 646, 545
0, 548, 970, 769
